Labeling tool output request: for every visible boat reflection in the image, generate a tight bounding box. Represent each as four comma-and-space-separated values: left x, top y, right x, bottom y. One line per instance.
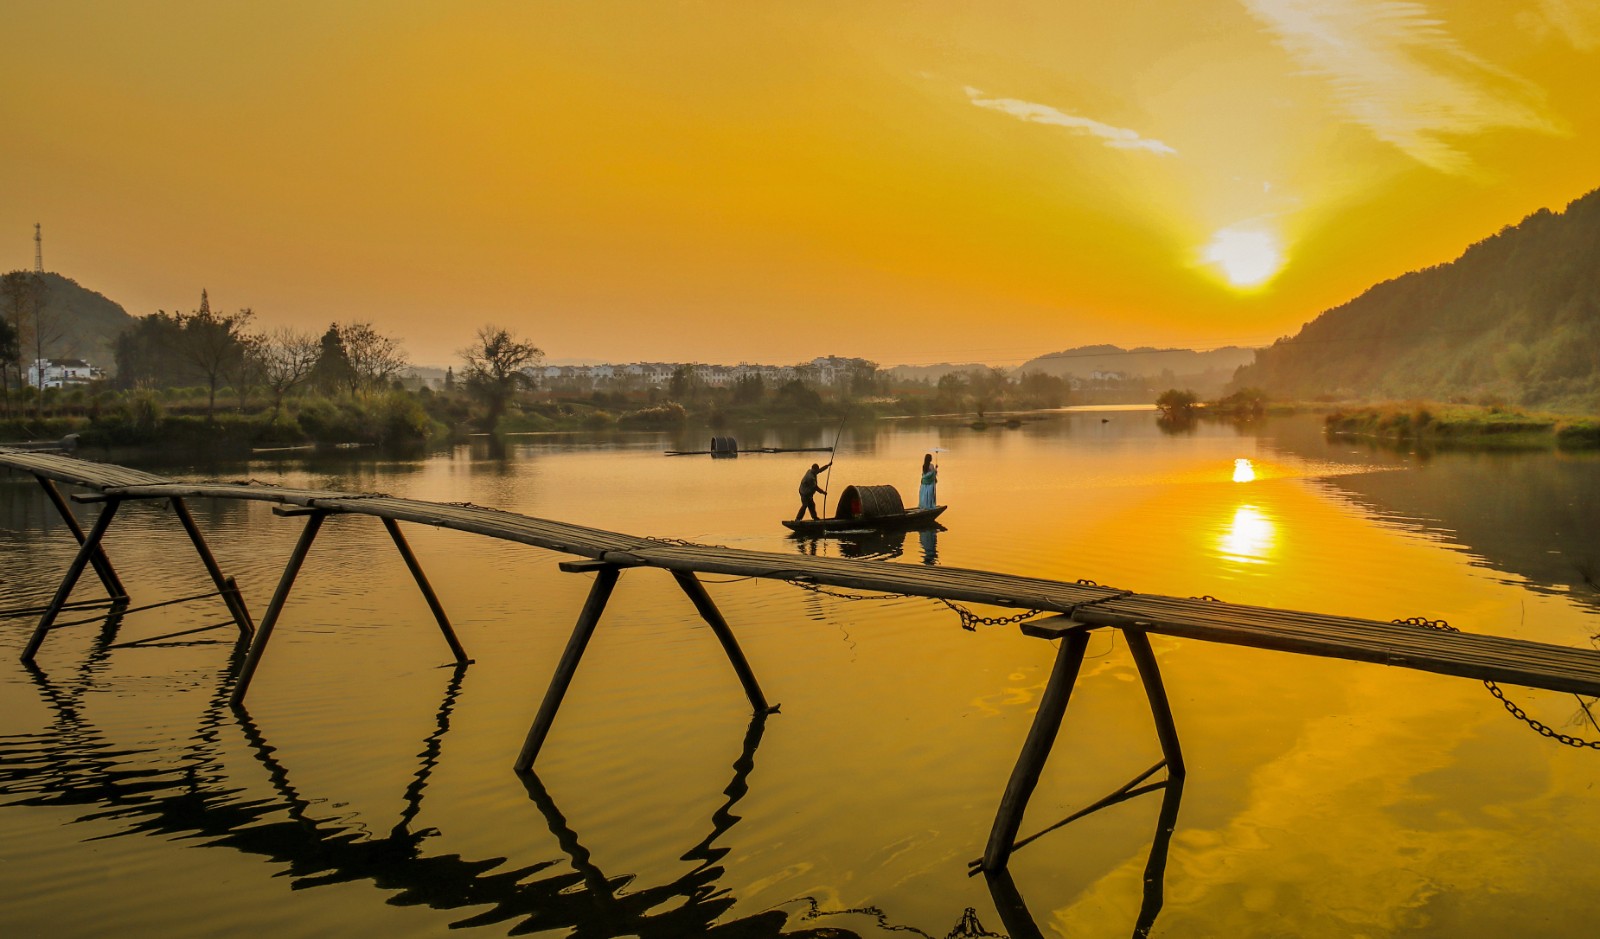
792, 524, 947, 563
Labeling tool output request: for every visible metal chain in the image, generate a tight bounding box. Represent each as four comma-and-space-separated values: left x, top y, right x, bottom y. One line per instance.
1395, 616, 1600, 750
785, 578, 1044, 632
938, 598, 1045, 632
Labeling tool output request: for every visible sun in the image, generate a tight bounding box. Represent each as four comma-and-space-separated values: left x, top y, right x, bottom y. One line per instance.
1203, 226, 1284, 288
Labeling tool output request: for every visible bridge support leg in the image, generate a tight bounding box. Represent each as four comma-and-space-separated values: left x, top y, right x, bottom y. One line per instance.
22, 498, 123, 664
983, 628, 1090, 871
672, 571, 773, 715
381, 517, 470, 664
515, 565, 621, 772
231, 512, 326, 706
1125, 626, 1185, 778
169, 497, 255, 637
36, 477, 127, 602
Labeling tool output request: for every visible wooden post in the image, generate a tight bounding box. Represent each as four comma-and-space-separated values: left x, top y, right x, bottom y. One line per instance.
22, 498, 122, 663
982, 628, 1090, 871
1124, 626, 1185, 778
169, 497, 255, 636
381, 517, 469, 664
671, 570, 772, 714
36, 476, 126, 601
230, 512, 326, 706
514, 565, 621, 772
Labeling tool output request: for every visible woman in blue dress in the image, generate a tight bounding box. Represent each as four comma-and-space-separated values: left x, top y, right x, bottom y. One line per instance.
919, 453, 938, 509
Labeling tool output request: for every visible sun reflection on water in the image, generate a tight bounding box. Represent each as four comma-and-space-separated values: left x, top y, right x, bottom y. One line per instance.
1233, 458, 1256, 483
1220, 504, 1276, 564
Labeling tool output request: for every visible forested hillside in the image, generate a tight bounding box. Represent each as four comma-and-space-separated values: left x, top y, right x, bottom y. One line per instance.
1233, 187, 1600, 410
1, 272, 134, 371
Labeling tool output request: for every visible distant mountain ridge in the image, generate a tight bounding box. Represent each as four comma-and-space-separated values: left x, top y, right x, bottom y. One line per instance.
1233, 186, 1600, 409
885, 346, 1256, 396
4, 271, 135, 372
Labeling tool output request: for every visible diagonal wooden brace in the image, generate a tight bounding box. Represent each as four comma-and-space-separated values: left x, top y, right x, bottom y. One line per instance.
168, 497, 255, 637
983, 622, 1092, 871
515, 564, 622, 772
672, 570, 773, 715
381, 517, 470, 664
230, 510, 327, 706
35, 476, 127, 602
22, 497, 123, 663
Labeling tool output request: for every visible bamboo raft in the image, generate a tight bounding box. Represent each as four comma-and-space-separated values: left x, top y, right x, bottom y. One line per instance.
5, 446, 1600, 873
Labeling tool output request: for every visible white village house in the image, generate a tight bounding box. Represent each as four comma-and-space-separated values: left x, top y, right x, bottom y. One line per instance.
26, 358, 104, 390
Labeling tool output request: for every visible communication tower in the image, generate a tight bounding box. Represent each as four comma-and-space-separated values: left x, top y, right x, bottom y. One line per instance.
34, 223, 43, 273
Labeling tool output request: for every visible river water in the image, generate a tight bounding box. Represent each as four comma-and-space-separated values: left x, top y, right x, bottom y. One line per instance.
2, 410, 1598, 938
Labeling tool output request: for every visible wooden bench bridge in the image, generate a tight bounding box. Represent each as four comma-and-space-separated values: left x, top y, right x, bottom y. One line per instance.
5, 446, 1599, 873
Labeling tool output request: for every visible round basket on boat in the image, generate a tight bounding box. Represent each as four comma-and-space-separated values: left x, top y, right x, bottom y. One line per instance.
835, 484, 905, 519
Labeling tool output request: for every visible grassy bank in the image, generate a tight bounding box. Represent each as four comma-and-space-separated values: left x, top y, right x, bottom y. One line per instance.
1324, 403, 1600, 450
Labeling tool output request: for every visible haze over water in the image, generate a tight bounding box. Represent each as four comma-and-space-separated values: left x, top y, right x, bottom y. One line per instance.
3, 411, 1599, 937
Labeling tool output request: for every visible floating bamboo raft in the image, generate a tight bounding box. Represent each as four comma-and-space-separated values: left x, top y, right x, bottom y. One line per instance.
5, 446, 1599, 872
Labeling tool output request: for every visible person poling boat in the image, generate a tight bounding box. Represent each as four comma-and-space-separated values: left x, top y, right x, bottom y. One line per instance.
795, 461, 833, 522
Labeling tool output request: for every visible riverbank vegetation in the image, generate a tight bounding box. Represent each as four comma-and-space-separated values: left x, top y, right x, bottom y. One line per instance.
1, 307, 1080, 452
1325, 403, 1600, 450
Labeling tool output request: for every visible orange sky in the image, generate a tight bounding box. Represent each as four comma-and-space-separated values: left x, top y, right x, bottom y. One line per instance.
3, 1, 1598, 367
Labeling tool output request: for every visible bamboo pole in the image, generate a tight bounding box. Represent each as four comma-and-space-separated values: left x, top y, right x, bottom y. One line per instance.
169, 497, 255, 636
514, 565, 621, 772
982, 629, 1090, 871
22, 498, 122, 663
230, 512, 326, 706
36, 476, 127, 601
381, 517, 470, 664
671, 570, 772, 714
1124, 626, 1186, 778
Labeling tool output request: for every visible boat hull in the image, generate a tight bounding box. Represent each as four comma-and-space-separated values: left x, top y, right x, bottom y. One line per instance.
782, 505, 946, 535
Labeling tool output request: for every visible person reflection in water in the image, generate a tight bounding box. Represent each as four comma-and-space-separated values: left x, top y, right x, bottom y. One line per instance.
919, 453, 939, 509
796, 461, 832, 521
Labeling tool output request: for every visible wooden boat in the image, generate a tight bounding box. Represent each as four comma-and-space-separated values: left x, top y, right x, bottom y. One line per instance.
783, 483, 946, 535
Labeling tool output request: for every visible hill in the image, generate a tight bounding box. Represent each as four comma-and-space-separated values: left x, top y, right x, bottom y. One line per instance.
1233, 187, 1600, 410
3, 271, 135, 373
1017, 344, 1256, 397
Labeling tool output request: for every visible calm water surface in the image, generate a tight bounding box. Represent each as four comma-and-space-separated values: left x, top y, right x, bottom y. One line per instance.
3, 411, 1598, 938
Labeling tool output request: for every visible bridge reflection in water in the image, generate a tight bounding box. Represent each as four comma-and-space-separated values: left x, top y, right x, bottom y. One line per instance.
2, 607, 1184, 938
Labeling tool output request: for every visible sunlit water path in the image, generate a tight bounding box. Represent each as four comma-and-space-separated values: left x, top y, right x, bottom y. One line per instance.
3, 411, 1598, 937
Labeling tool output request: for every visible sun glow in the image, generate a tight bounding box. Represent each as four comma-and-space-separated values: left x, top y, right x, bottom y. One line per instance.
1203, 226, 1284, 288
1233, 458, 1256, 483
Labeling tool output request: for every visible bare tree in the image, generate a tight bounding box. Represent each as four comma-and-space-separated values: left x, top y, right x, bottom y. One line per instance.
460, 324, 543, 431
339, 321, 408, 393
258, 326, 321, 418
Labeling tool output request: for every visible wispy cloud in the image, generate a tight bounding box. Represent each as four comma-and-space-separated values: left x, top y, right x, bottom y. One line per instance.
1242, 0, 1559, 174
1519, 0, 1600, 51
964, 86, 1177, 156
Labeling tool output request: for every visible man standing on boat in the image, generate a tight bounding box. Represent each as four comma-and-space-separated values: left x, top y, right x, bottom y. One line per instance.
795, 461, 832, 521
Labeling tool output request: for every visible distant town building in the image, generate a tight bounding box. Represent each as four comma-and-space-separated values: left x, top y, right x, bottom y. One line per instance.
27, 358, 104, 389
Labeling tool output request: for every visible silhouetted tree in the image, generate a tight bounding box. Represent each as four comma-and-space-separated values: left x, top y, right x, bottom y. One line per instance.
460, 325, 543, 432
259, 326, 320, 419
169, 290, 254, 419
340, 321, 408, 393
308, 325, 355, 395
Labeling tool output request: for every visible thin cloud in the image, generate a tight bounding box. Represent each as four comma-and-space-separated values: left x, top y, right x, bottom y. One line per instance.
1520, 0, 1600, 51
964, 86, 1177, 156
1242, 0, 1560, 174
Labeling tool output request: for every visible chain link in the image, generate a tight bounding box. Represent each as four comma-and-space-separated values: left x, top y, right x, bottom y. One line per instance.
1395, 616, 1600, 750
938, 598, 1044, 632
